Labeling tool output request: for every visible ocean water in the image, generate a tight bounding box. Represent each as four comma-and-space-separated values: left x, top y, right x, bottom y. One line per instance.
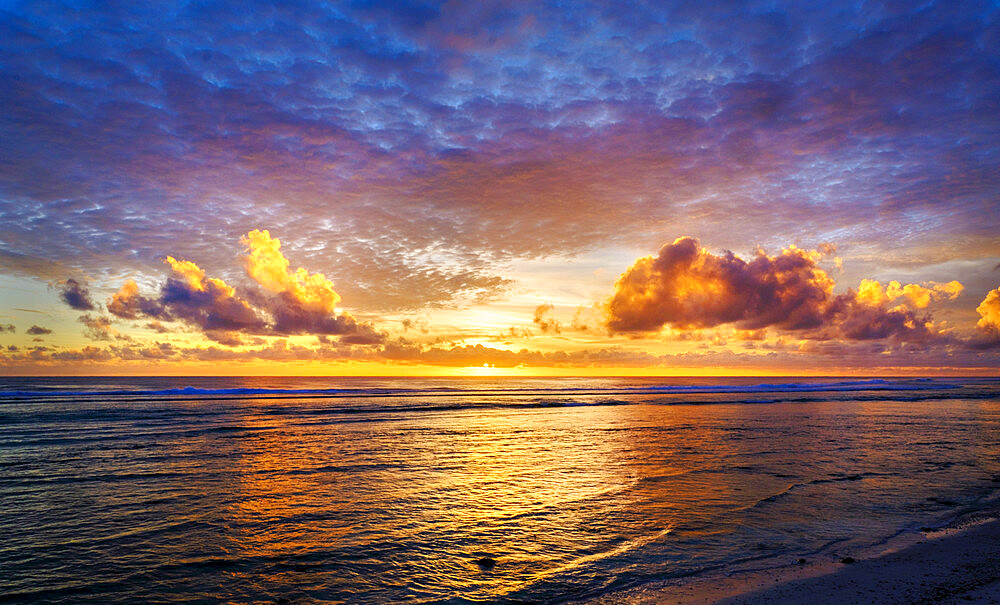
1, 376, 999, 603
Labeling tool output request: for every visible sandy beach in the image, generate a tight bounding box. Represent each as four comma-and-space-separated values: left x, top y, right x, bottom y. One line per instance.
593, 512, 1000, 604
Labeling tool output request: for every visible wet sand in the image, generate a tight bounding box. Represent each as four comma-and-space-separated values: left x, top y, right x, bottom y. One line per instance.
717, 518, 1000, 604
592, 513, 1000, 604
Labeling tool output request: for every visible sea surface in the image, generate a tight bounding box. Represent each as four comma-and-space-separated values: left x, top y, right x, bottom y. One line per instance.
1, 376, 999, 603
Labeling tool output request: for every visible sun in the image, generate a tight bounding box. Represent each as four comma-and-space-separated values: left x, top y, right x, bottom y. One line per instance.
465, 363, 498, 376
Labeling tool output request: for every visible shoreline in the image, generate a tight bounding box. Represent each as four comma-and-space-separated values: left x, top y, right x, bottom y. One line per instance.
588, 508, 1000, 604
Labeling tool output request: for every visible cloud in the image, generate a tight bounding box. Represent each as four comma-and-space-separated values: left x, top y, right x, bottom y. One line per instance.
203, 330, 244, 347
607, 237, 834, 333
48, 346, 115, 363
144, 320, 171, 333
400, 318, 429, 334
0, 250, 69, 281
106, 230, 383, 344
5, 330, 1000, 372
107, 260, 263, 336
976, 287, 1000, 340
79, 314, 119, 341
570, 304, 604, 333
26, 325, 52, 335
1, 1, 996, 315
57, 278, 95, 311
1, 3, 997, 376
607, 237, 959, 343
160, 256, 266, 333
240, 229, 373, 336
242, 229, 341, 313
108, 280, 171, 320
532, 303, 561, 334
856, 279, 963, 309
821, 295, 934, 342
817, 243, 837, 256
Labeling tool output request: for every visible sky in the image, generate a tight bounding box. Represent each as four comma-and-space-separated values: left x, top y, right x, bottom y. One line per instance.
1, 0, 999, 375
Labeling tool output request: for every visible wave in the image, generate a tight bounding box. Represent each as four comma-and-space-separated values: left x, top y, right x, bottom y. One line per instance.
0, 378, 969, 401
739, 472, 890, 513
4, 392, 993, 428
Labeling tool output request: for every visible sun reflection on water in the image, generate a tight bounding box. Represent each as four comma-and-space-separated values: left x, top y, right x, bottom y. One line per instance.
7, 377, 998, 603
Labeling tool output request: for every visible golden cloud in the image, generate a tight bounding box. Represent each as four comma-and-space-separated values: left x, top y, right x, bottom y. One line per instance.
106, 231, 382, 344
607, 237, 835, 333
607, 237, 962, 343
241, 229, 340, 314
857, 279, 963, 309
533, 303, 561, 334
977, 287, 1000, 336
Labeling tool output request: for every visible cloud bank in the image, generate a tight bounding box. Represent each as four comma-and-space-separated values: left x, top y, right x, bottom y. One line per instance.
607, 237, 963, 343
1, 1, 997, 312
106, 231, 382, 344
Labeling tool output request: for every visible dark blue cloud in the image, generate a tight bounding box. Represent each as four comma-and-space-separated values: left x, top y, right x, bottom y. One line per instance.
57, 278, 94, 310
0, 0, 998, 309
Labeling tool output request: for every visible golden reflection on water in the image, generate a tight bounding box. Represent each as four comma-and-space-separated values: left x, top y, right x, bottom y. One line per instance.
192, 385, 1000, 602
214, 397, 769, 600
223, 403, 640, 596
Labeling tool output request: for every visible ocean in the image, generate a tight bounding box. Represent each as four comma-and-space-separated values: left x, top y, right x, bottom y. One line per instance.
1, 376, 999, 603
